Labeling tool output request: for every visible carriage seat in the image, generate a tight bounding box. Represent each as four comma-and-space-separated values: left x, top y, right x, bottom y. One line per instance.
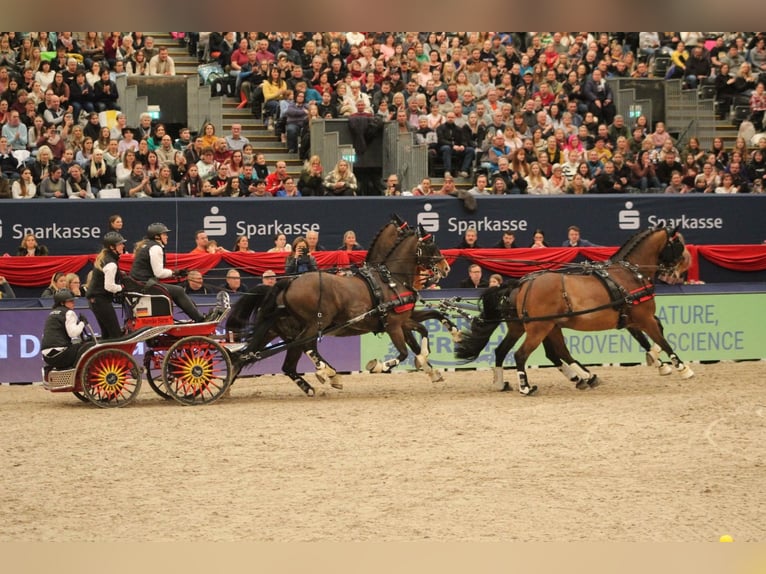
122, 278, 175, 330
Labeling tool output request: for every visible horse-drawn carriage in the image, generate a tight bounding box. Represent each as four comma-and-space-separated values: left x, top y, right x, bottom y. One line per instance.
42, 216, 454, 406
43, 285, 235, 408
43, 219, 693, 407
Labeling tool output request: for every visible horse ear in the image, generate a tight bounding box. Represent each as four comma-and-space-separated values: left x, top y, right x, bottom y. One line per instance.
391, 213, 409, 230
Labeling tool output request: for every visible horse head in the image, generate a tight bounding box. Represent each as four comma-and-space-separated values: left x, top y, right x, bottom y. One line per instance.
657, 226, 689, 276
416, 223, 450, 287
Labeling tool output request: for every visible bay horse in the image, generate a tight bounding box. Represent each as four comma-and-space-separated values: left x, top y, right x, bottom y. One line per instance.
364, 215, 461, 382
233, 223, 450, 396
510, 226, 693, 395
455, 282, 673, 394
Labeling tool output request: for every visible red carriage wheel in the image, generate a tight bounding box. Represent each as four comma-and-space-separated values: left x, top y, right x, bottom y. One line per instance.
162, 336, 233, 406
80, 349, 142, 408
144, 349, 173, 400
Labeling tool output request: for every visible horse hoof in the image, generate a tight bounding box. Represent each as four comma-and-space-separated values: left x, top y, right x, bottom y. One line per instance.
575, 378, 589, 390
645, 351, 661, 368
678, 365, 695, 379
430, 369, 445, 383
658, 364, 673, 376
587, 375, 600, 388
500, 382, 512, 392
414, 355, 426, 369
366, 359, 384, 374
518, 384, 537, 396
330, 377, 343, 389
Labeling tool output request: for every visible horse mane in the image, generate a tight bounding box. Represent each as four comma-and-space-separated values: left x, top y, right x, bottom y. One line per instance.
609, 227, 662, 263
365, 215, 411, 264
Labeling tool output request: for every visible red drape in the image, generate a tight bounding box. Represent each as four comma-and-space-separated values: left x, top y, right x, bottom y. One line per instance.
2, 245, 765, 287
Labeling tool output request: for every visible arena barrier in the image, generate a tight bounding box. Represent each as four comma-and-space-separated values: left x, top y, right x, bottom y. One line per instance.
2, 286, 763, 384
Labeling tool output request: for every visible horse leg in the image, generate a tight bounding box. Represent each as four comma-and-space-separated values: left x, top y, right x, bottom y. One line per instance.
631, 320, 673, 375
514, 323, 551, 396
305, 345, 343, 389
640, 317, 694, 380
283, 345, 315, 397
543, 327, 599, 389
404, 320, 444, 382
492, 323, 523, 392
367, 327, 410, 374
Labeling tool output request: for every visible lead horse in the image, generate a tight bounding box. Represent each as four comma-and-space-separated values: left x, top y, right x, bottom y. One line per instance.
510, 226, 694, 395
232, 223, 450, 395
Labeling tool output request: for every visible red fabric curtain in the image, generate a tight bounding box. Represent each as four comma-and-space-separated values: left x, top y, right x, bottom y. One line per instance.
2, 245, 765, 287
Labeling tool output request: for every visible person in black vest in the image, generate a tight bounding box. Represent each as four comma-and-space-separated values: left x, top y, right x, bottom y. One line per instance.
87, 232, 127, 340
41, 289, 94, 370
130, 222, 215, 323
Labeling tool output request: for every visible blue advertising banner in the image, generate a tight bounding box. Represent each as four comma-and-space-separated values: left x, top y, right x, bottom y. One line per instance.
1, 195, 764, 256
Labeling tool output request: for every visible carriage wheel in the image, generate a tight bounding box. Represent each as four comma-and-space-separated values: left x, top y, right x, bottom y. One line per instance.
162, 336, 232, 406
80, 349, 142, 408
144, 350, 173, 400
72, 391, 90, 403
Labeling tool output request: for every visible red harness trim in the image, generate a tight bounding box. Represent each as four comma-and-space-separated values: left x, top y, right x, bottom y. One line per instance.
391, 291, 415, 313
629, 285, 654, 305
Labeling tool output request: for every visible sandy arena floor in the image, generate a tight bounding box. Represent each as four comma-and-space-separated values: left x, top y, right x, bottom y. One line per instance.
1, 361, 764, 542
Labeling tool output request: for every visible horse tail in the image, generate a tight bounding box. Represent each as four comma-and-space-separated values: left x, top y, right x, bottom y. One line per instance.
246, 279, 291, 353
454, 284, 516, 362
226, 284, 273, 333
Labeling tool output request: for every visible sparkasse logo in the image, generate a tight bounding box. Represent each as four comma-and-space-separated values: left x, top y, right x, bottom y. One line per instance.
618, 201, 640, 230
203, 206, 227, 236
417, 203, 439, 232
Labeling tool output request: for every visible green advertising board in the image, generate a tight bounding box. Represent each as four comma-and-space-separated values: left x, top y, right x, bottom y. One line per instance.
359, 294, 766, 370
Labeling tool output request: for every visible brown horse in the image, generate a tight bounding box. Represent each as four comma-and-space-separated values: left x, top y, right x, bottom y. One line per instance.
455, 281, 674, 393
511, 226, 693, 395
364, 215, 461, 382
235, 223, 450, 396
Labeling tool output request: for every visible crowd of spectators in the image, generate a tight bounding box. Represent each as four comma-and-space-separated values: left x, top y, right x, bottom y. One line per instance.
1, 31, 766, 204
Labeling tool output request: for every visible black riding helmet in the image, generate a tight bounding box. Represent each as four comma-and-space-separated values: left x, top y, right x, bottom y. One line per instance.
103, 231, 127, 249
53, 288, 76, 306
147, 222, 171, 239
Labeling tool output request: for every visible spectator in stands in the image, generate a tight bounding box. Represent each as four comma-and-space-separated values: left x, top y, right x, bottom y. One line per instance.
749, 82, 766, 132
183, 269, 213, 295
495, 231, 518, 248
530, 229, 549, 248
562, 225, 598, 247
86, 149, 116, 195
714, 172, 740, 194
684, 45, 711, 89
41, 271, 67, 297
263, 65, 288, 129
338, 229, 363, 252
459, 264, 488, 288
297, 155, 324, 196
323, 159, 358, 196
305, 229, 325, 253
65, 164, 94, 199
2, 110, 27, 150
267, 233, 292, 253
39, 164, 67, 198
656, 150, 684, 189
93, 68, 119, 112
121, 161, 153, 198
17, 232, 48, 256
582, 68, 616, 125
285, 236, 318, 275
225, 123, 250, 152
261, 270, 277, 286
437, 111, 475, 179
456, 227, 481, 249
